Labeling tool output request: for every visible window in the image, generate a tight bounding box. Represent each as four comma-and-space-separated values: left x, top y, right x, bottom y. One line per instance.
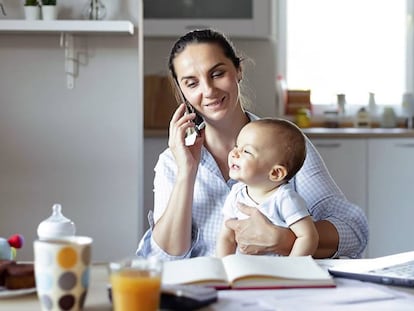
277, 0, 413, 115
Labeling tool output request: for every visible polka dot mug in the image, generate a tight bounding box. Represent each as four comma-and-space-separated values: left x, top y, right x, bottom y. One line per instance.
34, 236, 92, 311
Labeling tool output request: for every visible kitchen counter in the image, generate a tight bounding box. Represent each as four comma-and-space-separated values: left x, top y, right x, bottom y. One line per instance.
302, 127, 414, 139
145, 127, 414, 139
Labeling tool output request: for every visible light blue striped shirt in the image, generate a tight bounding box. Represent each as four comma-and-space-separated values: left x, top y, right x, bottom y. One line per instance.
137, 113, 368, 260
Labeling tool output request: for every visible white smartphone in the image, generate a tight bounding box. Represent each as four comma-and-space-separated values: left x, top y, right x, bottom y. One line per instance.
174, 80, 205, 145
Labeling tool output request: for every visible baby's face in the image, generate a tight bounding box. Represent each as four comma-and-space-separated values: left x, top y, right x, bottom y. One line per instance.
228, 123, 277, 185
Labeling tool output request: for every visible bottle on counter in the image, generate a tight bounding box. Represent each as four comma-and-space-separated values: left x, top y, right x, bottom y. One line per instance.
276, 74, 288, 116
337, 93, 346, 115
37, 203, 76, 239
354, 107, 371, 128
368, 92, 378, 117
324, 110, 339, 128
402, 92, 414, 128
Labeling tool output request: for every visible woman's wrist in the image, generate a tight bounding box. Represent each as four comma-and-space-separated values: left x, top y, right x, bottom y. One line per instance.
176, 166, 198, 182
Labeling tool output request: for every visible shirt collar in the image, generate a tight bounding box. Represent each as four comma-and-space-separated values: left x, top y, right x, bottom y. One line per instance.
245, 111, 260, 122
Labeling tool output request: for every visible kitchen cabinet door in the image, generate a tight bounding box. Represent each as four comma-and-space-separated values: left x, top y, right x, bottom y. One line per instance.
311, 139, 367, 214
368, 138, 414, 258
143, 0, 271, 38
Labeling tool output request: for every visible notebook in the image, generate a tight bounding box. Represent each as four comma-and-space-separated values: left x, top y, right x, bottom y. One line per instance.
328, 251, 414, 287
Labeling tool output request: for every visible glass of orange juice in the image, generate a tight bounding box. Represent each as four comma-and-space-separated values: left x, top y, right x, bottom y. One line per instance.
109, 256, 162, 311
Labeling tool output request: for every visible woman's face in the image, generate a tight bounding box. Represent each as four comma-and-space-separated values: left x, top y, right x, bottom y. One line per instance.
173, 43, 242, 123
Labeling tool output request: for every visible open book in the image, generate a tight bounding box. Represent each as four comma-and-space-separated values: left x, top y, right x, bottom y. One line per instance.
162, 254, 335, 289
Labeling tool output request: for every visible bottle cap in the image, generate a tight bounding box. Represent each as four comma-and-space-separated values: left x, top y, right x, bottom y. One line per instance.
37, 204, 76, 239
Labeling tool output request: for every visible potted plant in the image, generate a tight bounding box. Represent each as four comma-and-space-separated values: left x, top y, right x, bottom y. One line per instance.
40, 0, 57, 20
24, 0, 40, 20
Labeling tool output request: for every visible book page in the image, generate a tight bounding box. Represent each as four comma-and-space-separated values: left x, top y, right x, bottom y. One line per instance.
162, 256, 229, 286
222, 254, 332, 284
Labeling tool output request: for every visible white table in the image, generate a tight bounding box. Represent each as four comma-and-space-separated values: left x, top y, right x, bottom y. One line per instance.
1, 263, 414, 310
1, 263, 111, 311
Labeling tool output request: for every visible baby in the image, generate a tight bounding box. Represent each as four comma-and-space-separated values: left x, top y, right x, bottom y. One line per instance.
216, 118, 318, 257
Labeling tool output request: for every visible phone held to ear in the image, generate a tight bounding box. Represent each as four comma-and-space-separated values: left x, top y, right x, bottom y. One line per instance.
184, 102, 205, 146
174, 80, 205, 146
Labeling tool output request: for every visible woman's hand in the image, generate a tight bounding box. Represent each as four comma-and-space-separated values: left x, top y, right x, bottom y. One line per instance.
168, 103, 204, 175
225, 203, 296, 256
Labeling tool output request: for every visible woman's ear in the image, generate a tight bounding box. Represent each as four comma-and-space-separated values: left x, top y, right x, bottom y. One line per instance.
269, 165, 288, 182
237, 68, 243, 83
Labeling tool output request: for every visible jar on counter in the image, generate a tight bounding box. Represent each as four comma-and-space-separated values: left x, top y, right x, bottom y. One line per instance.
381, 106, 397, 128
354, 107, 371, 128
295, 108, 311, 128
323, 110, 339, 128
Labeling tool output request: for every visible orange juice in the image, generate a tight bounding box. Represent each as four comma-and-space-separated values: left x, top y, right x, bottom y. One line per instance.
110, 269, 161, 311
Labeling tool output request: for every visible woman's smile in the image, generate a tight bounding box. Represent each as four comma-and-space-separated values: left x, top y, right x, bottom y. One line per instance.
203, 97, 225, 109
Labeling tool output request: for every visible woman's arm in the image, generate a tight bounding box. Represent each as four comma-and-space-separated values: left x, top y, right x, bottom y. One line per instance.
152, 104, 204, 256
136, 151, 200, 260
313, 220, 338, 258
137, 104, 205, 258
152, 170, 196, 255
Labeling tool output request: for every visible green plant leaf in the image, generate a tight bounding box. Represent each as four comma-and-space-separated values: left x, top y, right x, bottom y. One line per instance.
25, 0, 39, 6
41, 0, 57, 5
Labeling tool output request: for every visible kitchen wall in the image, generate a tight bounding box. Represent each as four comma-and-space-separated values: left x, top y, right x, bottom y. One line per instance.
142, 37, 277, 229
0, 0, 143, 262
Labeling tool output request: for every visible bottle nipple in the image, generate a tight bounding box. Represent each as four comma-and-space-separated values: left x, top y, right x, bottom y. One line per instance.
37, 204, 76, 239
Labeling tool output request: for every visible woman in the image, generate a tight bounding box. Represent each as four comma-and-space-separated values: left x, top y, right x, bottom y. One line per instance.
137, 29, 368, 260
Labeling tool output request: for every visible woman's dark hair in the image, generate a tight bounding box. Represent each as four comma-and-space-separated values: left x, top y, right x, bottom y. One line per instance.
168, 29, 241, 82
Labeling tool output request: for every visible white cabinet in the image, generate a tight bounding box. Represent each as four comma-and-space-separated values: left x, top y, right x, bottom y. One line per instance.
311, 139, 367, 214
312, 137, 414, 258
143, 0, 271, 38
367, 139, 414, 257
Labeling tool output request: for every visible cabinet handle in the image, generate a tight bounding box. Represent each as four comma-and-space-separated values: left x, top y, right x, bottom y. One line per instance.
314, 143, 342, 149
395, 143, 414, 148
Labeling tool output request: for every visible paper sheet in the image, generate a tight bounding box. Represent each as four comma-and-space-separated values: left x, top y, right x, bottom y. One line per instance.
209, 278, 414, 311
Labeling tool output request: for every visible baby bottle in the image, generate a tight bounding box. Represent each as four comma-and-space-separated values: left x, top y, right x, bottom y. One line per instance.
37, 203, 76, 239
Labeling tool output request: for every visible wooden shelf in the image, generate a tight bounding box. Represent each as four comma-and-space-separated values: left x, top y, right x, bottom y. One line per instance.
0, 20, 134, 35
